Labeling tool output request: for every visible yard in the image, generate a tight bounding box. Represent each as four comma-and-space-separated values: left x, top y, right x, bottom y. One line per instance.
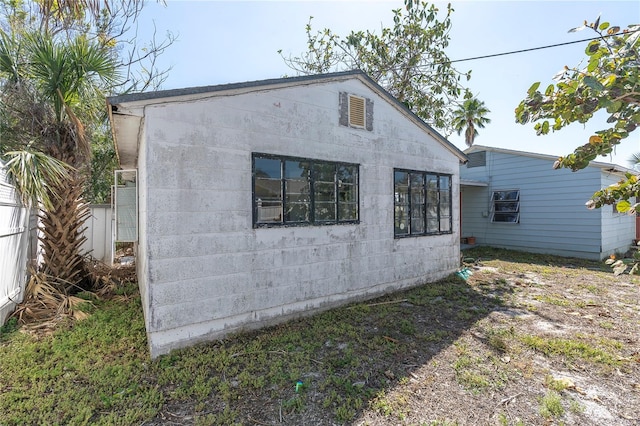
0, 247, 638, 425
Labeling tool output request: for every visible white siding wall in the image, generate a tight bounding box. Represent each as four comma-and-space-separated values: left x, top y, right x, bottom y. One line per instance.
600, 172, 635, 256
461, 150, 613, 260
139, 80, 461, 357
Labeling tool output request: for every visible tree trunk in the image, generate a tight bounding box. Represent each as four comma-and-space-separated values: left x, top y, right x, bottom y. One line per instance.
38, 172, 90, 291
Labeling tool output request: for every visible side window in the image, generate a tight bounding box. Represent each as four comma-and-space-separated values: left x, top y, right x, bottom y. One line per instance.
492, 190, 520, 223
394, 169, 452, 237
253, 154, 359, 227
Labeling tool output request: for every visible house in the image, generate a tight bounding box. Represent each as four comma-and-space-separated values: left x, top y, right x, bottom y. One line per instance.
460, 145, 636, 260
106, 70, 467, 358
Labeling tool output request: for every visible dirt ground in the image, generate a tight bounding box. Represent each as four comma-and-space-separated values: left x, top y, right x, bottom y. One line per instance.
145, 250, 640, 426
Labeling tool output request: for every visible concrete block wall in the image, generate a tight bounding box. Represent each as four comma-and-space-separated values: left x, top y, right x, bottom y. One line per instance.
139, 79, 461, 357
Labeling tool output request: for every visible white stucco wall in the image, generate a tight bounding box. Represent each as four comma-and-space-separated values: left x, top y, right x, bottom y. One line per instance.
137, 79, 462, 357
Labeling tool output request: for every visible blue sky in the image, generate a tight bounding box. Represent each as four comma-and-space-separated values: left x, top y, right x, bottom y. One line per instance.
136, 0, 640, 167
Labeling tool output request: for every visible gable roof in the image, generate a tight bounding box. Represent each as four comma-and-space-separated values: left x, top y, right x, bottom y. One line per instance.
107, 70, 467, 168
465, 144, 635, 175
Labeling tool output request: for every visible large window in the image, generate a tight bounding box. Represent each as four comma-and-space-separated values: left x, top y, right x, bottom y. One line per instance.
491, 190, 520, 223
253, 153, 359, 227
394, 169, 452, 237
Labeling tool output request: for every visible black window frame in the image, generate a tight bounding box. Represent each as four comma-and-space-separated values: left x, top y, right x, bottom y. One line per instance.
252, 153, 359, 228
394, 168, 452, 238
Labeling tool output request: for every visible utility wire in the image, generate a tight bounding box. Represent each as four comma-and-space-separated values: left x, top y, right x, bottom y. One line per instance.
447, 28, 639, 64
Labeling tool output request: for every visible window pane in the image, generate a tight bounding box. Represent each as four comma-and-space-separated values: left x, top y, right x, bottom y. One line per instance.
337, 165, 356, 183
495, 202, 518, 212
427, 217, 439, 233
395, 171, 409, 235
504, 191, 519, 200
439, 175, 450, 191
314, 163, 335, 182
338, 203, 358, 221
285, 160, 310, 223
494, 213, 519, 222
285, 203, 310, 222
314, 182, 335, 202
255, 157, 282, 223
339, 183, 357, 203
440, 216, 451, 232
315, 202, 336, 221
256, 199, 283, 223
254, 157, 281, 179
285, 160, 310, 179
395, 206, 409, 235
411, 204, 425, 234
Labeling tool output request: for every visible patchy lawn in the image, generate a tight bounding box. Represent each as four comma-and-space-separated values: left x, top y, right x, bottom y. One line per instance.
0, 247, 638, 425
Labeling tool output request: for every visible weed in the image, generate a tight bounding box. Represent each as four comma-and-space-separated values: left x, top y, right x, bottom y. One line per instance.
0, 317, 18, 336
282, 395, 305, 414
569, 398, 586, 414
399, 318, 416, 335
520, 335, 621, 366
532, 294, 570, 307
539, 391, 564, 418
599, 321, 615, 330
544, 375, 571, 392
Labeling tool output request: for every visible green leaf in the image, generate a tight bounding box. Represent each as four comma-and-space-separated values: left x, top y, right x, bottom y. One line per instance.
527, 82, 541, 97
583, 76, 604, 91
616, 200, 631, 213
585, 41, 600, 55
598, 22, 610, 30
541, 120, 550, 134
544, 84, 554, 96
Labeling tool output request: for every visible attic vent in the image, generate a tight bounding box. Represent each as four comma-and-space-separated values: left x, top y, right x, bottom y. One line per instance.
466, 151, 486, 168
349, 95, 366, 128
339, 92, 373, 131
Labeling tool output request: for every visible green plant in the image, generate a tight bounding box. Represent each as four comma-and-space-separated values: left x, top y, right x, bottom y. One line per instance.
539, 391, 564, 418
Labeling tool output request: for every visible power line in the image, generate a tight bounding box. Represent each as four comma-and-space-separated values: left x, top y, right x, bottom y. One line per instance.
448, 29, 639, 64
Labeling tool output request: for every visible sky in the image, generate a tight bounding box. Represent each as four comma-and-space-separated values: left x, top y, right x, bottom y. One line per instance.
134, 0, 640, 167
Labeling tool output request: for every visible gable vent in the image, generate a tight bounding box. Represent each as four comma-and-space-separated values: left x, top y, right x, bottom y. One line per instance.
466, 151, 486, 168
348, 95, 366, 128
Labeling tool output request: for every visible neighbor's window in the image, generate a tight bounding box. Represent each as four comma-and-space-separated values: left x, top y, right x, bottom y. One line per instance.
492, 190, 520, 223
253, 153, 359, 227
394, 169, 452, 237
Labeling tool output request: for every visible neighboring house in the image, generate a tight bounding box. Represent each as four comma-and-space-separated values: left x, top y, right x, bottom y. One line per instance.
107, 70, 467, 358
460, 145, 635, 260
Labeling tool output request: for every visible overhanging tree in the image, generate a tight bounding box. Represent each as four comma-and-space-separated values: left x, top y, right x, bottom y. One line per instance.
280, 0, 473, 134
515, 18, 640, 212
0, 1, 173, 289
0, 31, 119, 288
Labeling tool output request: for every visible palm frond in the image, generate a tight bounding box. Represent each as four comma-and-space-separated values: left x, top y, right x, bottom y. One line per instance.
628, 152, 640, 167
2, 149, 73, 210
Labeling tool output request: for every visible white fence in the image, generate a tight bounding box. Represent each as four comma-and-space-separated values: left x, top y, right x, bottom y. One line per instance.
1, 159, 114, 324
0, 163, 36, 324
82, 204, 113, 264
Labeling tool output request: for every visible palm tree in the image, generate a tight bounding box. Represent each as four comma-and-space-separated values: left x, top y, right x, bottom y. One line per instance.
0, 31, 118, 289
452, 98, 491, 147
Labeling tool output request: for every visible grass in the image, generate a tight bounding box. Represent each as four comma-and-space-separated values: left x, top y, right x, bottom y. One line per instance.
0, 246, 636, 425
